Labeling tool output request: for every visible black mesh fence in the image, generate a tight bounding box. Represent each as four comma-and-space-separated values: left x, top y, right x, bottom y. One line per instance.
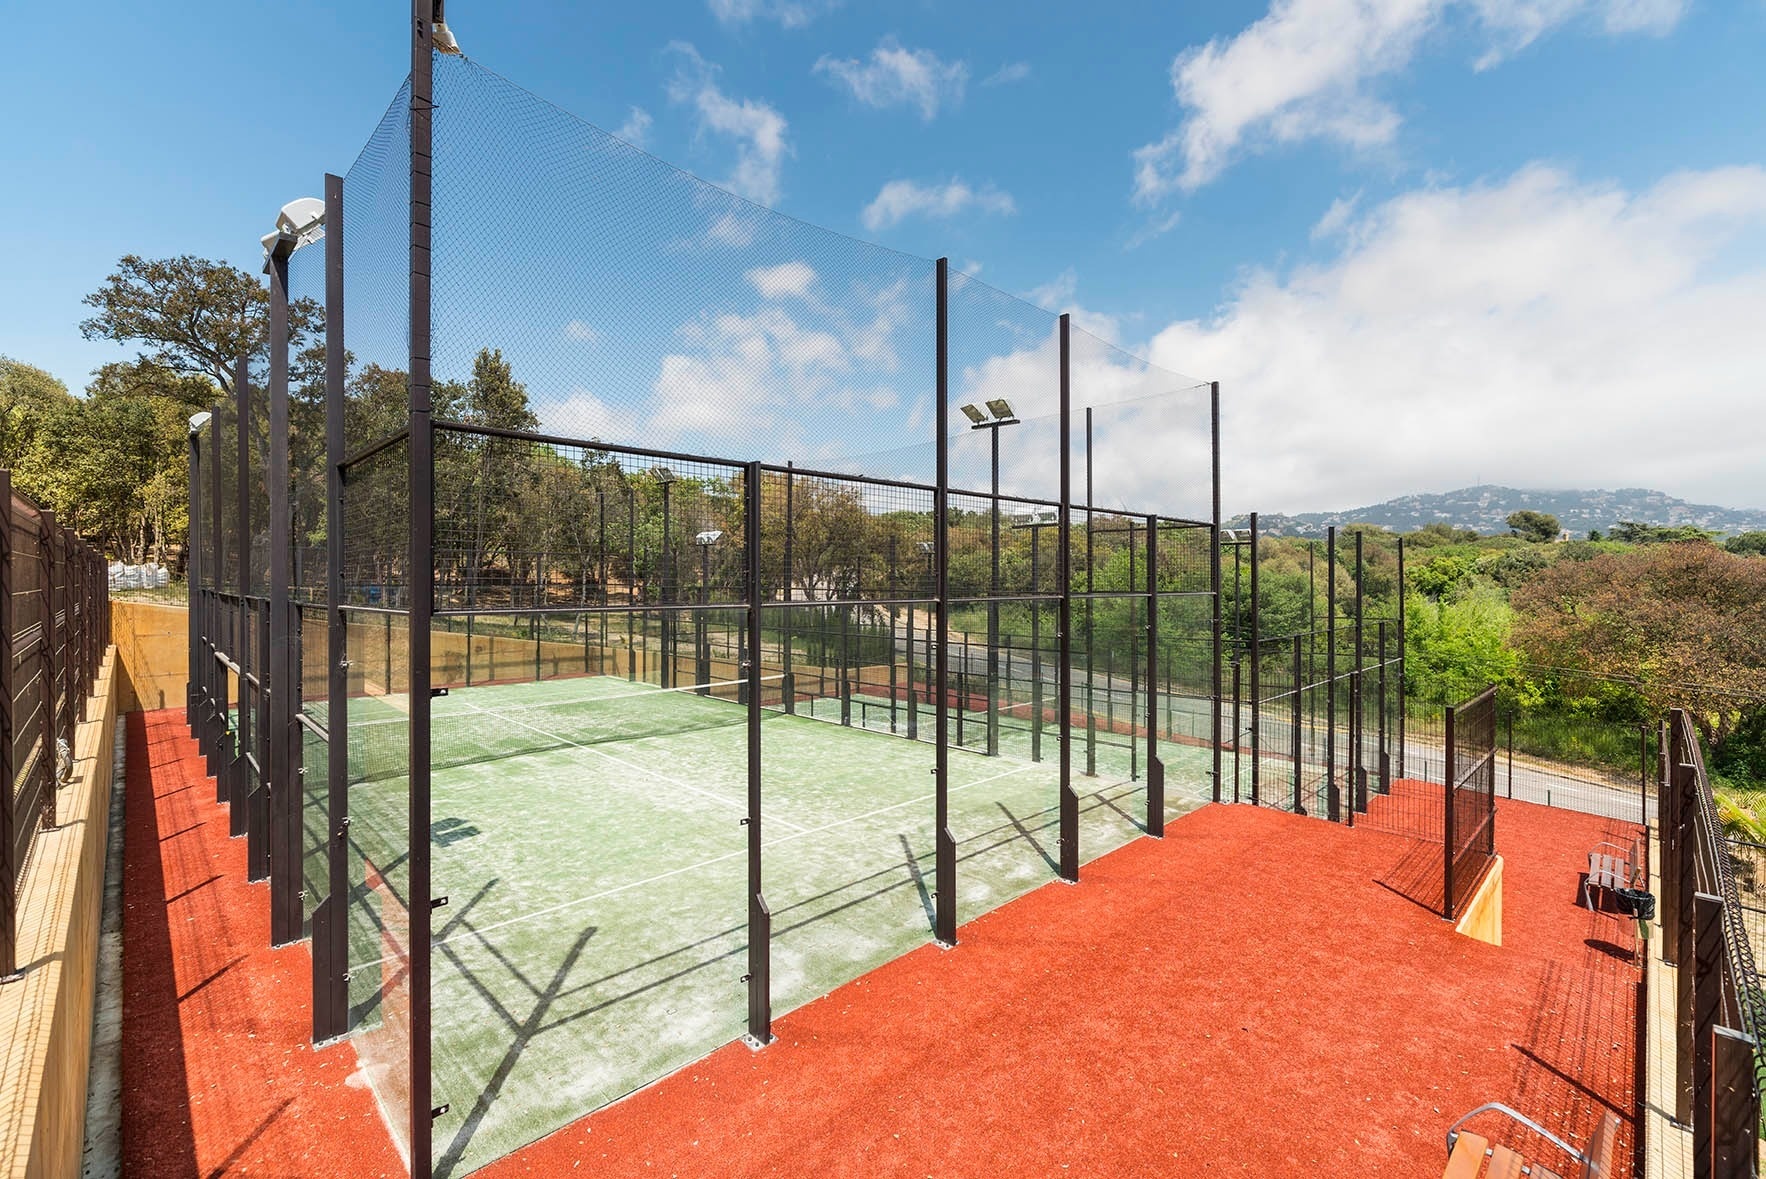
182, 40, 1228, 1179
2, 477, 109, 978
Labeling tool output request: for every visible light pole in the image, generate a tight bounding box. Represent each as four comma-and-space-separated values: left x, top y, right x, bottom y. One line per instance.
649, 466, 676, 687
960, 398, 1019, 757
695, 529, 722, 694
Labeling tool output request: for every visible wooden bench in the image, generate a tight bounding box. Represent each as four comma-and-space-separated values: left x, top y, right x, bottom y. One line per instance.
1443, 1105, 1620, 1178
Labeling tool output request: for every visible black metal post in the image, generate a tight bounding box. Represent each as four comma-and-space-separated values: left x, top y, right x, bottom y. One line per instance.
209, 408, 223, 788
1352, 531, 1364, 819
1325, 526, 1337, 822
1030, 525, 1042, 762
316, 172, 349, 1043
1378, 620, 1390, 794
1291, 634, 1303, 814
235, 356, 258, 857
1250, 512, 1261, 806
660, 479, 673, 689
1209, 382, 1222, 803
187, 431, 201, 729
1084, 407, 1095, 779
268, 233, 297, 945
1396, 537, 1406, 781
1443, 701, 1457, 921
626, 485, 635, 681
1146, 514, 1162, 835
743, 461, 772, 1046
782, 464, 794, 714
1058, 313, 1077, 882
887, 535, 898, 733
987, 425, 1000, 757
408, 1, 437, 1165
697, 542, 710, 694
933, 258, 957, 942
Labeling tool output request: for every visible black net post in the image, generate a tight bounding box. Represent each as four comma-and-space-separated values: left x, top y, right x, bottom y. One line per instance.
1377, 620, 1390, 794
1084, 407, 1095, 780
187, 437, 201, 728
1396, 536, 1407, 781
208, 407, 224, 786
408, 0, 437, 1164
1693, 889, 1722, 1166
1029, 525, 1042, 761
314, 170, 350, 1044
1249, 512, 1260, 807
1145, 513, 1162, 836
268, 230, 298, 946
743, 460, 772, 1046
1058, 314, 1079, 883
238, 356, 264, 870
1325, 526, 1337, 822
1351, 531, 1364, 821
933, 258, 957, 943
1209, 381, 1222, 804
40, 509, 58, 832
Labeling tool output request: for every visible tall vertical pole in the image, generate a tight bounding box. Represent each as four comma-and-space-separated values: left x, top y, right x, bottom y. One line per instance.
1209, 382, 1222, 803
1291, 633, 1303, 813
317, 172, 349, 1043
743, 461, 772, 1045
1352, 530, 1363, 821
268, 236, 296, 945
1058, 314, 1077, 883
1324, 526, 1337, 821
933, 259, 957, 943
236, 357, 259, 857
1377, 620, 1389, 794
1145, 514, 1162, 836
782, 464, 795, 714
625, 486, 635, 681
987, 427, 1000, 757
660, 481, 673, 689
1029, 525, 1041, 762
187, 433, 201, 729
887, 535, 898, 733
407, 1, 437, 1167
1396, 537, 1407, 781
1249, 512, 1260, 807
1084, 407, 1095, 778
209, 408, 224, 788
1128, 526, 1138, 781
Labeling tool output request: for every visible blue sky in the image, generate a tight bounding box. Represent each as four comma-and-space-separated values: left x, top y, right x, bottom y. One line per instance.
3, 0, 1762, 514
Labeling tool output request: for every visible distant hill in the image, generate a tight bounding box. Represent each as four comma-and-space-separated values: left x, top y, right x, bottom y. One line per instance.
1239, 486, 1766, 539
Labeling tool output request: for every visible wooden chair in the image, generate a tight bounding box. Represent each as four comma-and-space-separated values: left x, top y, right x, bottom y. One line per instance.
1443, 1105, 1620, 1178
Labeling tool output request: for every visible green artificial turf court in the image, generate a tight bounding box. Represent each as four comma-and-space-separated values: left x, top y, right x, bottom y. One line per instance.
319, 671, 1212, 1178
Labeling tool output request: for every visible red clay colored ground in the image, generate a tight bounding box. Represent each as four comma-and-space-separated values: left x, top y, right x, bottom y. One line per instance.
121, 709, 403, 1177
123, 705, 1640, 1178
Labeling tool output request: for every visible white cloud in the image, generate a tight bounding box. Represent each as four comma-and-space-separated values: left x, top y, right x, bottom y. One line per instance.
1310, 192, 1361, 238
1134, 0, 1690, 199
1137, 164, 1766, 515
539, 387, 623, 441
667, 43, 791, 205
1126, 208, 1184, 249
814, 39, 968, 120
614, 106, 653, 147
746, 260, 817, 299
981, 62, 1032, 87
861, 178, 1015, 231
1025, 268, 1124, 343
708, 0, 835, 27
563, 320, 602, 344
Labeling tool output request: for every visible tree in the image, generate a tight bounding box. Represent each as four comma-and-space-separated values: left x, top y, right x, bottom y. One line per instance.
1587, 529, 1602, 541
1404, 586, 1523, 704
1506, 509, 1560, 543
0, 357, 76, 470
1725, 531, 1766, 557
1610, 520, 1715, 545
1512, 543, 1766, 745
80, 255, 320, 402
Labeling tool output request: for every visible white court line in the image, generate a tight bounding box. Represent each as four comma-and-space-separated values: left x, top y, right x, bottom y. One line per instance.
452, 698, 808, 834
424, 760, 1056, 952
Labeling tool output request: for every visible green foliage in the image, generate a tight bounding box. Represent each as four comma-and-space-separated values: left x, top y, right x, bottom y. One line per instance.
1587, 529, 1602, 541
1403, 588, 1522, 704
1481, 545, 1551, 587
1506, 509, 1560, 543
1712, 708, 1766, 789
1409, 554, 1474, 599
1610, 520, 1717, 545
1725, 531, 1766, 557
0, 357, 75, 470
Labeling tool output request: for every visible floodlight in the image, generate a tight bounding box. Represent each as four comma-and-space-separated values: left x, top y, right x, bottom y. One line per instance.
648, 465, 676, 484
433, 19, 462, 55
695, 530, 723, 546
277, 197, 326, 245
917, 541, 934, 555
189, 410, 212, 435
959, 404, 987, 425
985, 398, 1016, 421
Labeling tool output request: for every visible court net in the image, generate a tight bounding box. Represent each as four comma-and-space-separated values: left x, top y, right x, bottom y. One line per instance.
346, 674, 788, 782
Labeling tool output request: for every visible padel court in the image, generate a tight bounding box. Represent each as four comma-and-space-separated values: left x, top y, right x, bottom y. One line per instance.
328, 673, 1212, 1176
